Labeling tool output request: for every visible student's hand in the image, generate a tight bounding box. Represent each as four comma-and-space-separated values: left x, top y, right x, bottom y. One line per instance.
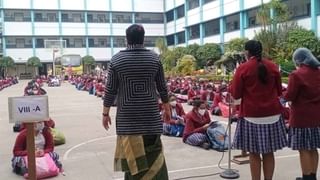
102, 114, 112, 130
162, 103, 171, 123
202, 124, 210, 130
35, 150, 44, 157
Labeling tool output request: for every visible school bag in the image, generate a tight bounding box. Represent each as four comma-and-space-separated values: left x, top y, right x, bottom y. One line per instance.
207, 122, 229, 151
50, 128, 66, 146
23, 153, 59, 179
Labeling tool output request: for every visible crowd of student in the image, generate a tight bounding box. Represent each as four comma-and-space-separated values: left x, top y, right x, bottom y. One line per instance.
0, 76, 19, 91
67, 45, 320, 180
69, 74, 106, 98
69, 73, 231, 150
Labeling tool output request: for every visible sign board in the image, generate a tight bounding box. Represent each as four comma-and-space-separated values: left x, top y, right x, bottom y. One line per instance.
8, 96, 49, 123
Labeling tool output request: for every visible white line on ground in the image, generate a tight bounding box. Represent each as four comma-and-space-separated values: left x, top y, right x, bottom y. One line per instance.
62, 135, 116, 160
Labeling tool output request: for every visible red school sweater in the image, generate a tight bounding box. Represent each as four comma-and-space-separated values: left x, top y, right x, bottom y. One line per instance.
230, 58, 282, 117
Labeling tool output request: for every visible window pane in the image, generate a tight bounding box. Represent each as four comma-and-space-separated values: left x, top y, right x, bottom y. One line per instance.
135, 13, 163, 23
176, 31, 185, 44
113, 36, 126, 47
166, 34, 175, 46
204, 19, 220, 36
4, 10, 31, 22
144, 36, 158, 47
188, 24, 200, 39
247, 8, 259, 28
225, 13, 240, 32
6, 37, 32, 48
36, 38, 44, 48
112, 12, 132, 23
188, 0, 199, 10
34, 11, 58, 22
88, 37, 110, 47
61, 11, 84, 22
87, 12, 109, 23
283, 0, 311, 19
176, 5, 185, 19
203, 0, 215, 5
63, 37, 85, 47
166, 10, 174, 22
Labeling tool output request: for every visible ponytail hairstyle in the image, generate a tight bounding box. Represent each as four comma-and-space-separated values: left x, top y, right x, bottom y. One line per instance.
245, 40, 268, 84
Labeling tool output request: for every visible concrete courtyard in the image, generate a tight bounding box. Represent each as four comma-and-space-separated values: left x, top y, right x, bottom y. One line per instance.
0, 80, 304, 180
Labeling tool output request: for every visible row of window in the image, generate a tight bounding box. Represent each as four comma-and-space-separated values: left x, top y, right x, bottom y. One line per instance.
166, 0, 313, 23
4, 10, 164, 24
5, 36, 159, 48
166, 0, 313, 44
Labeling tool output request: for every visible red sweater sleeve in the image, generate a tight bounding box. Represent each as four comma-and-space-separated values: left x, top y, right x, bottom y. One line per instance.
43, 128, 54, 153
284, 73, 300, 102
13, 130, 28, 156
177, 104, 186, 117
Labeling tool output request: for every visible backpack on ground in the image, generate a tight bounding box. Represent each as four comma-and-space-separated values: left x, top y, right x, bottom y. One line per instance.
207, 122, 229, 151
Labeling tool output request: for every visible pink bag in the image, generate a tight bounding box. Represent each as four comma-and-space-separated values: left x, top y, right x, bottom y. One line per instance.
24, 153, 59, 179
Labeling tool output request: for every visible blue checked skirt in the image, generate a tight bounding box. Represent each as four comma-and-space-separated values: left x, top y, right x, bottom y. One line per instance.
233, 117, 288, 154
288, 127, 320, 150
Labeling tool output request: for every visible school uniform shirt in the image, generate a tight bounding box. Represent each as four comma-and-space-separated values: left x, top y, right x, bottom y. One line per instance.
188, 89, 200, 100
164, 103, 186, 125
201, 91, 215, 102
230, 57, 282, 117
183, 110, 211, 142
284, 65, 320, 128
13, 128, 54, 156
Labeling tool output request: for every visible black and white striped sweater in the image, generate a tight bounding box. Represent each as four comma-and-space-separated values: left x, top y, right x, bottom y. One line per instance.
103, 48, 169, 135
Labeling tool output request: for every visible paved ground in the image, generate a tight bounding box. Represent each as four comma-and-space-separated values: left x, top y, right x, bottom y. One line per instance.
0, 80, 307, 180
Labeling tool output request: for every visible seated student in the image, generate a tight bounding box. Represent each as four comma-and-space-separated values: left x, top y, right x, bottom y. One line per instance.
201, 84, 215, 107
12, 121, 62, 176
183, 99, 211, 149
163, 94, 186, 137
187, 85, 200, 105
95, 79, 105, 97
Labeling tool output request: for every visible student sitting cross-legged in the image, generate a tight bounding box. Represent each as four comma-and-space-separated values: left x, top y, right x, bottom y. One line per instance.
12, 121, 62, 177
183, 98, 211, 149
163, 94, 186, 137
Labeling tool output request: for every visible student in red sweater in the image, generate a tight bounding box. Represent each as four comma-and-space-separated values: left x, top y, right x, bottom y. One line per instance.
163, 94, 186, 137
201, 84, 215, 107
183, 98, 211, 149
12, 121, 62, 176
230, 40, 287, 180
187, 85, 200, 104
284, 48, 320, 180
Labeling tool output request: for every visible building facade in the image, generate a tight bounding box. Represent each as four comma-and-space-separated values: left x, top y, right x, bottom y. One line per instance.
165, 0, 320, 47
0, 0, 319, 76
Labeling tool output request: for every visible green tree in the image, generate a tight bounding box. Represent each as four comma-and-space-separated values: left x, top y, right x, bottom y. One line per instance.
185, 44, 200, 57
27, 56, 42, 76
0, 56, 15, 76
161, 50, 176, 73
225, 38, 249, 53
82, 55, 96, 74
155, 37, 167, 55
175, 55, 196, 75
196, 43, 222, 69
256, 0, 289, 31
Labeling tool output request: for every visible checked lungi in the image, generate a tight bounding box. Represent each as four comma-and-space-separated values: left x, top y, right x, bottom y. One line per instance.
114, 135, 168, 180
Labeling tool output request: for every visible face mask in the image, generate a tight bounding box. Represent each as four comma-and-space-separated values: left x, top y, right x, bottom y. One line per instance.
198, 109, 206, 116
170, 101, 177, 107
35, 122, 45, 131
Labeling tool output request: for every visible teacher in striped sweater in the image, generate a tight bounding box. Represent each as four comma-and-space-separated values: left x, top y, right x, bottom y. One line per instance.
102, 24, 171, 180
